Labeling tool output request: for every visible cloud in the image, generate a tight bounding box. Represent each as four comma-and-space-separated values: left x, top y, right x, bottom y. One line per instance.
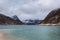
0, 0, 60, 21
0, 0, 6, 4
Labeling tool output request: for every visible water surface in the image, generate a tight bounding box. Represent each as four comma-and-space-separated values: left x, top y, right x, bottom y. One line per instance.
0, 25, 60, 40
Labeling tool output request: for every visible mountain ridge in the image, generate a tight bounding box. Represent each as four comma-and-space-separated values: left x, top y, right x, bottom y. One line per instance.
40, 8, 60, 24
0, 14, 24, 25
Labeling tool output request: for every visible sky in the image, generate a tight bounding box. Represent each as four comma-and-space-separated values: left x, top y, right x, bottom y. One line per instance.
0, 0, 60, 21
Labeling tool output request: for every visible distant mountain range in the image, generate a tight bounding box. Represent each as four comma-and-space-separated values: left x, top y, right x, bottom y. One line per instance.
0, 13, 43, 25
0, 14, 24, 25
25, 20, 42, 25
0, 8, 60, 25
40, 8, 60, 25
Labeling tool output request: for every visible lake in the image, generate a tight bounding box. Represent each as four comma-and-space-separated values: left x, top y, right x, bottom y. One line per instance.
0, 25, 60, 40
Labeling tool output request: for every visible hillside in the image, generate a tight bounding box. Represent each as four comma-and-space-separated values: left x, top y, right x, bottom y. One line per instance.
40, 8, 60, 24
0, 14, 24, 25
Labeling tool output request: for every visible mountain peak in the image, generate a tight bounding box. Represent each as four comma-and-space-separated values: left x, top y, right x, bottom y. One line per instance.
0, 14, 23, 25
12, 15, 22, 22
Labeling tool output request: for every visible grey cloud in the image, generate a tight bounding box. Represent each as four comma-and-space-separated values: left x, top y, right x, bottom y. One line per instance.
0, 0, 60, 21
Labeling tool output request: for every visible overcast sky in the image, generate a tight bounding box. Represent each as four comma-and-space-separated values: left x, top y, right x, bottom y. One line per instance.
0, 0, 60, 21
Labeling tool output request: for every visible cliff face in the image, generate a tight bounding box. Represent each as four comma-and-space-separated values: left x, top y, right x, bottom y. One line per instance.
0, 14, 23, 25
41, 8, 60, 24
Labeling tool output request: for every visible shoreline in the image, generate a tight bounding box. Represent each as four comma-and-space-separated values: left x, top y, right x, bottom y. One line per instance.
39, 24, 60, 26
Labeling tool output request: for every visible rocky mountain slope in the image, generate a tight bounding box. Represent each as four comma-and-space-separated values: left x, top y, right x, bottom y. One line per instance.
40, 8, 60, 24
12, 15, 22, 22
0, 14, 24, 25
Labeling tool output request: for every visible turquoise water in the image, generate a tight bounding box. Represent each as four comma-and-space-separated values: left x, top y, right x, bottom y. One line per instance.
0, 25, 60, 40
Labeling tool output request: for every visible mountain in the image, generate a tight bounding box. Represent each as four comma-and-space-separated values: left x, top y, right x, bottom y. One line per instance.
0, 14, 23, 25
40, 8, 60, 24
12, 15, 22, 22
25, 19, 42, 25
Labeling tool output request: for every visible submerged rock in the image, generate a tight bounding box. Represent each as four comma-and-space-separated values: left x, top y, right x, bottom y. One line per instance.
0, 30, 25, 40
